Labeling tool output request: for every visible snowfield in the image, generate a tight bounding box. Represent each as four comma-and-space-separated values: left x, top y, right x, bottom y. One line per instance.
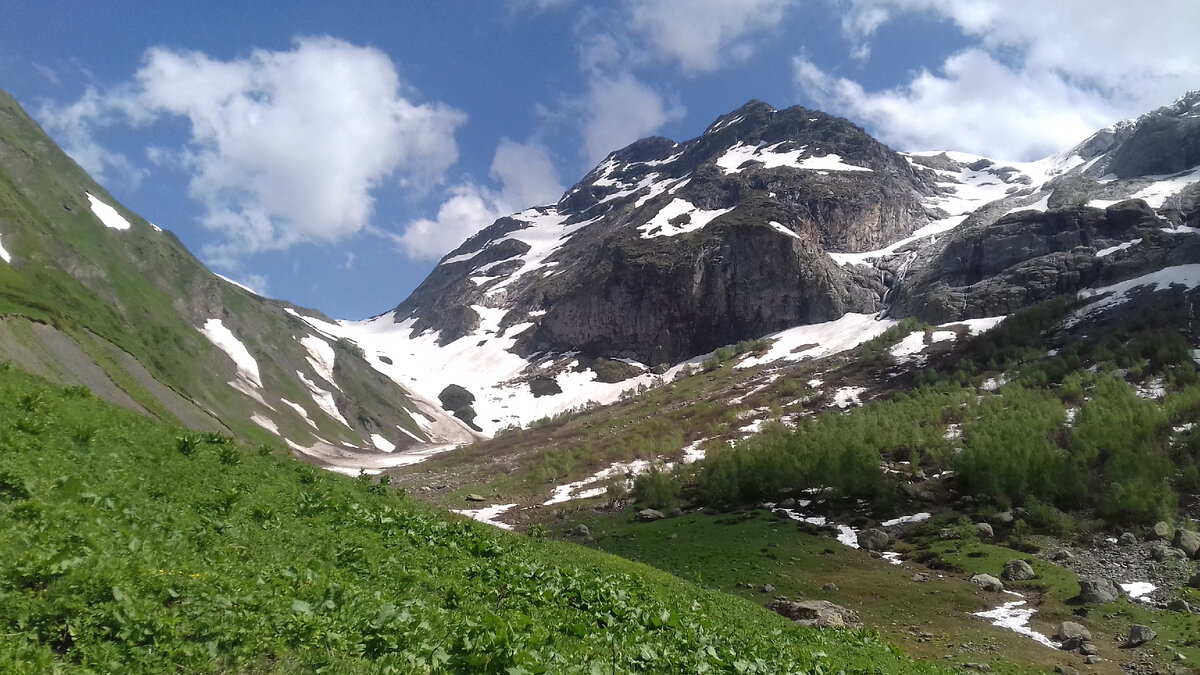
86, 192, 132, 230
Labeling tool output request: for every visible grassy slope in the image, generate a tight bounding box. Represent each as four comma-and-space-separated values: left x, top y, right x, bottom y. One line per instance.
0, 364, 957, 674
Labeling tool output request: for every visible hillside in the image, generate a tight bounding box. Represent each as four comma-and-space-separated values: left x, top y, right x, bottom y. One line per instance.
0, 90, 478, 474
0, 364, 958, 674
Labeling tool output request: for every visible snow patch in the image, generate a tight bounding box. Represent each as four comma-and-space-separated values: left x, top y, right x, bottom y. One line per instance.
1120, 581, 1156, 603
973, 595, 1058, 649
638, 197, 733, 238
715, 142, 871, 175
279, 398, 317, 428
250, 414, 278, 434
1076, 264, 1200, 318
831, 386, 866, 409
0, 235, 11, 263
85, 192, 131, 230
297, 370, 350, 428
543, 459, 654, 506
453, 503, 516, 530
300, 335, 341, 391
737, 313, 897, 369
370, 433, 396, 453
199, 319, 262, 389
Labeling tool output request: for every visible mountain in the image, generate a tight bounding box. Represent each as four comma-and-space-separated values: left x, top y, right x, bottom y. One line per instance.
299, 93, 1200, 437
0, 90, 478, 473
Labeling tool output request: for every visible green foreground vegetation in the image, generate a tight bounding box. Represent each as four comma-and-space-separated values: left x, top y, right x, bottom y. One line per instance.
0, 363, 959, 674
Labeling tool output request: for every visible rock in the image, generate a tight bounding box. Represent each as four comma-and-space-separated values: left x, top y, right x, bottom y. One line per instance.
961, 664, 990, 671
1001, 559, 1036, 581
822, 583, 838, 592
1127, 624, 1157, 647
1167, 598, 1192, 613
1150, 521, 1173, 540
1078, 577, 1121, 603
1049, 548, 1074, 563
1189, 572, 1200, 589
1083, 655, 1102, 665
1078, 642, 1098, 656
992, 511, 1015, 526
912, 573, 931, 583
636, 508, 665, 522
762, 584, 775, 594
1173, 528, 1200, 557
1057, 621, 1091, 643
766, 599, 862, 629
857, 528, 890, 551
970, 574, 1004, 592
939, 527, 959, 539
1151, 543, 1187, 561
1057, 621, 1091, 650
975, 522, 994, 539
1118, 532, 1137, 546
571, 524, 591, 537
1053, 666, 1079, 675
777, 498, 796, 509
464, 494, 486, 502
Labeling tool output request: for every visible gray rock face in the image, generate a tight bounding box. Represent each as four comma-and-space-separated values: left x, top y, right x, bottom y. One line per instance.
975, 522, 994, 539
970, 574, 1004, 592
1001, 559, 1036, 581
1174, 528, 1200, 558
393, 101, 934, 365
767, 599, 862, 628
1058, 621, 1091, 643
857, 528, 890, 551
1078, 577, 1121, 603
1150, 521, 1173, 541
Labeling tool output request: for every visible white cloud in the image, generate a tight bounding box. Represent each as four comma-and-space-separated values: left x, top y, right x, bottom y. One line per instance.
38, 86, 147, 187
397, 138, 564, 260
41, 37, 465, 263
800, 0, 1200, 159
626, 0, 796, 74
579, 72, 685, 165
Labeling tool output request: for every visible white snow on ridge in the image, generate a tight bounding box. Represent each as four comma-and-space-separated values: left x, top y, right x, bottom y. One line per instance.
216, 274, 260, 296
279, 398, 317, 428
0, 235, 11, 263
1130, 165, 1200, 209
453, 503, 517, 530
638, 198, 733, 238
737, 313, 898, 369
973, 595, 1058, 649
715, 142, 872, 175
1096, 239, 1139, 258
199, 319, 262, 389
251, 413, 279, 434
85, 193, 131, 230
1077, 264, 1200, 317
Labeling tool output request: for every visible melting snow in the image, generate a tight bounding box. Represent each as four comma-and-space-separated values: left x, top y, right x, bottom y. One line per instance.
543, 459, 655, 505
453, 503, 517, 529
85, 192, 132, 230
767, 220, 801, 239
715, 142, 872, 175
0, 235, 10, 263
973, 594, 1058, 648
370, 433, 396, 453
199, 319, 262, 389
1130, 166, 1200, 208
250, 413, 278, 434
1120, 581, 1156, 603
738, 313, 897, 369
300, 335, 341, 390
1076, 264, 1200, 318
297, 370, 350, 428
279, 398, 317, 428
215, 274, 260, 295
638, 198, 733, 238
880, 512, 931, 527
832, 386, 866, 409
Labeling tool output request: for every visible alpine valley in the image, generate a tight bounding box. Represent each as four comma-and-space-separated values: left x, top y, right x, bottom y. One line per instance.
2, 84, 1200, 673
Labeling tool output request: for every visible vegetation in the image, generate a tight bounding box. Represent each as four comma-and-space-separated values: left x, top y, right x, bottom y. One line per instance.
0, 363, 961, 673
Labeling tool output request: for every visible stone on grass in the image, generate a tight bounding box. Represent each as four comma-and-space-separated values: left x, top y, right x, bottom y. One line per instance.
1118, 532, 1137, 546
1001, 559, 1036, 581
1150, 521, 1172, 540
1057, 621, 1091, 650
464, 494, 486, 502
970, 574, 1004, 592
1127, 624, 1157, 647
975, 522, 994, 538
767, 599, 861, 629
1173, 528, 1200, 557
1078, 577, 1121, 603
636, 508, 665, 522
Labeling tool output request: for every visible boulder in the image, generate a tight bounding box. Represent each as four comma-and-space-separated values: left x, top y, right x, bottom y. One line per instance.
1049, 548, 1074, 563
636, 508, 665, 522
1118, 532, 1137, 546
1167, 598, 1192, 613
1127, 624, 1157, 647
1173, 528, 1200, 557
571, 524, 591, 537
1057, 622, 1091, 651
1188, 572, 1200, 589
975, 522, 994, 539
857, 528, 890, 551
1001, 559, 1036, 581
762, 584, 775, 594
1078, 577, 1121, 603
992, 511, 1015, 526
464, 494, 487, 502
970, 574, 1004, 592
777, 497, 796, 509
1151, 543, 1187, 562
767, 599, 862, 629
1150, 521, 1172, 540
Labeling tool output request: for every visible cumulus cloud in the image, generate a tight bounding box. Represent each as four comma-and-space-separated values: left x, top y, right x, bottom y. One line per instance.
799, 0, 1200, 159
41, 37, 465, 266
397, 138, 564, 260
626, 0, 795, 74
579, 72, 686, 166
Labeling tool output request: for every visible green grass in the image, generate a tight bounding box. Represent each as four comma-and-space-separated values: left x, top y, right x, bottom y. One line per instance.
0, 363, 963, 673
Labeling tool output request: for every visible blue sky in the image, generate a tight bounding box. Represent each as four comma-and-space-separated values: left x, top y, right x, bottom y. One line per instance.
3, 1, 1198, 319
